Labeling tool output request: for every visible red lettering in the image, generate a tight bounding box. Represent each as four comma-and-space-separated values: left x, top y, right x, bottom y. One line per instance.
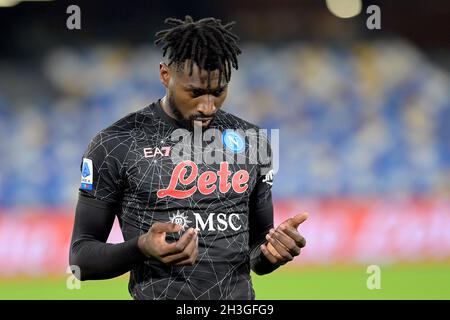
198, 171, 217, 195
218, 162, 232, 193
156, 161, 198, 199
232, 170, 249, 193
156, 161, 249, 199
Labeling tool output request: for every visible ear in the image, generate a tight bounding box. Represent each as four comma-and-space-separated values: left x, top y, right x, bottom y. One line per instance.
160, 62, 171, 88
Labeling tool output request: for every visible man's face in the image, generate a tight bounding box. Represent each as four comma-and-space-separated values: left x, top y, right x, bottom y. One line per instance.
160, 60, 228, 130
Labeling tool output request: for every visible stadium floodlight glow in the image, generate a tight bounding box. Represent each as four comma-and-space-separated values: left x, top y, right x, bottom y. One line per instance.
325, 0, 362, 19
0, 0, 20, 6
0, 0, 53, 8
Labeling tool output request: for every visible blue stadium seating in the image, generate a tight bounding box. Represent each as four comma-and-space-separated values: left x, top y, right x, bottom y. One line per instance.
0, 40, 449, 206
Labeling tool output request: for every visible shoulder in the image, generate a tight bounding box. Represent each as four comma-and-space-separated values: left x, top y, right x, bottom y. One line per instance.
90, 104, 157, 144
85, 104, 155, 156
214, 109, 261, 131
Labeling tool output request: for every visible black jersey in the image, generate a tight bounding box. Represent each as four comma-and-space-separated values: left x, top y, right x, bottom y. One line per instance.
73, 100, 276, 300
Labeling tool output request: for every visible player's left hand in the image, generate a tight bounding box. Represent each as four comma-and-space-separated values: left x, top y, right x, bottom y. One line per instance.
260, 212, 308, 266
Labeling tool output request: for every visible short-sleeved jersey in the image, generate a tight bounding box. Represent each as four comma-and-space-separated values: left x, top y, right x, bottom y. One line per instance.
79, 100, 273, 299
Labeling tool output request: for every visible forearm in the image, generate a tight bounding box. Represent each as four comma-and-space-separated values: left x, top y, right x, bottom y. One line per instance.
70, 235, 146, 280
248, 180, 279, 275
69, 194, 147, 280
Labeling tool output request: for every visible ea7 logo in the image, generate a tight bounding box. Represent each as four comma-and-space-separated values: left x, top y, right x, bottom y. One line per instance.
144, 147, 171, 158
193, 212, 242, 231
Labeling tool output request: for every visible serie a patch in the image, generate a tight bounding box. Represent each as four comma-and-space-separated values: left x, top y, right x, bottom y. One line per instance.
80, 158, 93, 190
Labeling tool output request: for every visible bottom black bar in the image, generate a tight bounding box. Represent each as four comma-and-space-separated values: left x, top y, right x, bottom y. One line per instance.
1, 300, 448, 319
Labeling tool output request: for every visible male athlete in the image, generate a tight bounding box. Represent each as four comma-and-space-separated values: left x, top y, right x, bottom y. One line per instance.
70, 16, 307, 300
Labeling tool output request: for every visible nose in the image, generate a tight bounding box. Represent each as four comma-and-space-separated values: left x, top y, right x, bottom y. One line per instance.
197, 94, 217, 117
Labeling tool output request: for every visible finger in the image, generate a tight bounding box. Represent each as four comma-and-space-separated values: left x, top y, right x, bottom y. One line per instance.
260, 244, 279, 265
165, 232, 199, 264
280, 226, 306, 248
270, 229, 300, 256
266, 242, 283, 259
285, 212, 309, 229
266, 233, 293, 262
175, 236, 198, 266
151, 222, 182, 234
163, 236, 197, 263
163, 228, 197, 256
173, 242, 199, 266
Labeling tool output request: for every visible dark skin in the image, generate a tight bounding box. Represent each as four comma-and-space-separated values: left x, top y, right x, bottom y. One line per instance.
160, 60, 229, 129
137, 60, 307, 267
262, 213, 308, 265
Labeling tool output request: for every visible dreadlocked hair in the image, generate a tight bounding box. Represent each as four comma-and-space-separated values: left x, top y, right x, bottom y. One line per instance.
154, 15, 241, 85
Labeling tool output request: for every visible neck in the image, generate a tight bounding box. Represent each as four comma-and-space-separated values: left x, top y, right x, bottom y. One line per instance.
160, 96, 177, 120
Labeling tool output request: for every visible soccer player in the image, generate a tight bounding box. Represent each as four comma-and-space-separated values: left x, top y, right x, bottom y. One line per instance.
69, 16, 307, 300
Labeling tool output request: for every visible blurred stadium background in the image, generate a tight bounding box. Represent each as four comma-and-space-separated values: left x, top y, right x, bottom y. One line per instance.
0, 0, 449, 299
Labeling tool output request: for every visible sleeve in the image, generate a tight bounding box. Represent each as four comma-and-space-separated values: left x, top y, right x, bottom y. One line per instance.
70, 132, 147, 280
69, 195, 147, 280
248, 135, 279, 275
79, 131, 126, 203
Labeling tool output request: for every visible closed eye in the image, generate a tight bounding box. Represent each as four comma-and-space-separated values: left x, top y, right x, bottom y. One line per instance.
212, 88, 225, 97
191, 89, 205, 98
189, 86, 227, 98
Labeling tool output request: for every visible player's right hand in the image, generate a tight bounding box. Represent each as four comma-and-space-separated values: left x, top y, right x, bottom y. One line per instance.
138, 222, 199, 266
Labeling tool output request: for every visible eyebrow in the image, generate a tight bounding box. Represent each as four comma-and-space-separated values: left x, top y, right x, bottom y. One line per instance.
184, 84, 227, 92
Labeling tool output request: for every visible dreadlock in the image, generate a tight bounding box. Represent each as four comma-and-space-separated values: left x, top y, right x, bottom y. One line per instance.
154, 16, 241, 86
